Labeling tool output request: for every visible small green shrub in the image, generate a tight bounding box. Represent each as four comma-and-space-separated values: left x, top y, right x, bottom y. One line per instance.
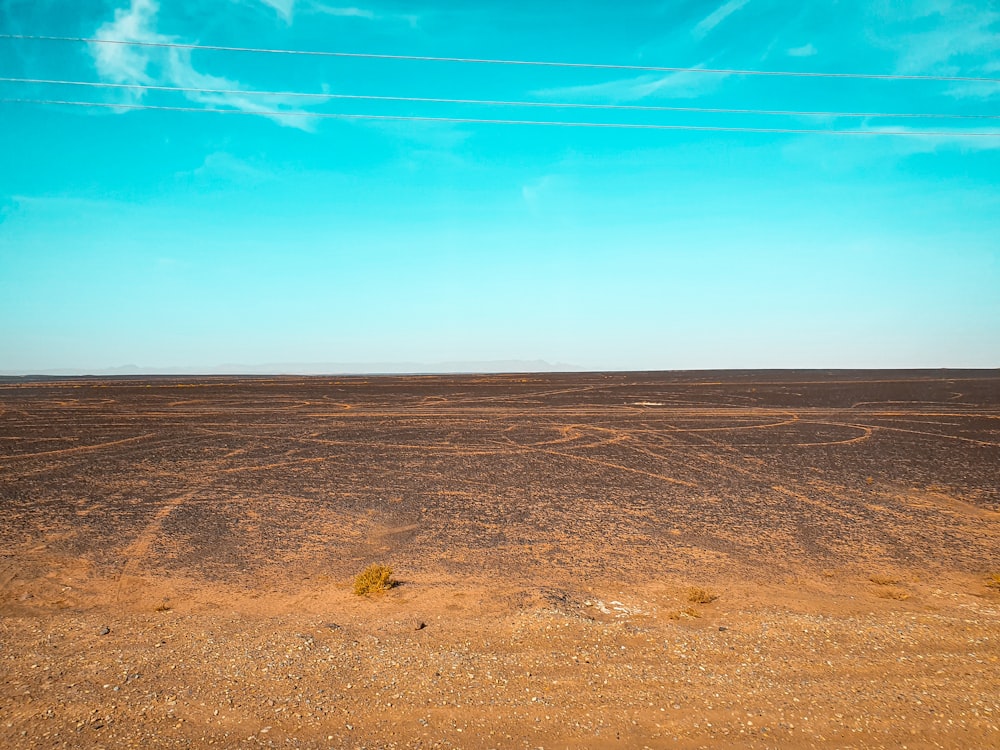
353, 564, 395, 596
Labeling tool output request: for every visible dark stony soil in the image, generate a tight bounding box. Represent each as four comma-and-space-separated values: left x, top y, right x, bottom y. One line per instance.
1, 371, 999, 748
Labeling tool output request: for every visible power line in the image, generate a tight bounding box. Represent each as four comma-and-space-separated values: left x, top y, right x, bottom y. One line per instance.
3, 34, 999, 85
2, 77, 998, 120
4, 98, 999, 137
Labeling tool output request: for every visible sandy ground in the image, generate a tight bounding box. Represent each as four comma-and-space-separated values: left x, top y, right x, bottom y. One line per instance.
1, 371, 999, 748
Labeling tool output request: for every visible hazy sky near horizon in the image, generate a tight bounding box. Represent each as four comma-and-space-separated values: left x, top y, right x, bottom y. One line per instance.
1, 0, 999, 372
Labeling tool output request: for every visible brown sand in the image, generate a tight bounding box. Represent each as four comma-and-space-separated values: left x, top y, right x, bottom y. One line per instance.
1, 371, 999, 748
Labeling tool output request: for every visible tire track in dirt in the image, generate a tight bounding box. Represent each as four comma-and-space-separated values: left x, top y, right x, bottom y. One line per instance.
115, 488, 205, 602
620, 414, 802, 434
0, 432, 157, 460
861, 423, 1000, 447
640, 413, 869, 522
499, 421, 692, 485
501, 422, 631, 451
532, 447, 697, 488
0, 436, 193, 480
785, 421, 873, 448
769, 484, 858, 521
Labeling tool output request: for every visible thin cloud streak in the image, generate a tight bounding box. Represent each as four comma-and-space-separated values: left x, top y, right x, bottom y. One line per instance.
787, 43, 817, 57
693, 0, 751, 39
308, 3, 375, 19
237, 0, 418, 26
877, 4, 1000, 101
879, 3, 1000, 76
534, 68, 730, 103
253, 0, 296, 23
301, 0, 419, 26
862, 124, 1000, 152
90, 0, 319, 129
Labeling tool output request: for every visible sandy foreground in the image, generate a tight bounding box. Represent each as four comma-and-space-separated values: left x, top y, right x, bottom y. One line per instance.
1, 371, 999, 749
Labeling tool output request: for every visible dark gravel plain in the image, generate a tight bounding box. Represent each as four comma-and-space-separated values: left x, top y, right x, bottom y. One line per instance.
1, 370, 998, 748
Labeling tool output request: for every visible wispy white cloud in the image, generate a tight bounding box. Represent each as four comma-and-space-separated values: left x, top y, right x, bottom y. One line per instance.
897, 19, 999, 75
249, 0, 420, 26
308, 3, 375, 19
784, 125, 1000, 170
535, 68, 729, 103
162, 47, 321, 129
366, 118, 471, 151
860, 125, 1000, 153
780, 136, 1000, 182
91, 0, 163, 89
945, 80, 1000, 100
787, 42, 817, 57
878, 0, 957, 22
693, 0, 751, 39
876, 3, 1000, 76
90, 0, 320, 129
304, 1, 419, 27
253, 0, 296, 23
179, 152, 271, 184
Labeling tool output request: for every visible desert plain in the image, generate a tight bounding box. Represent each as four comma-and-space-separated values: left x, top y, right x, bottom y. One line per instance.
1, 370, 998, 749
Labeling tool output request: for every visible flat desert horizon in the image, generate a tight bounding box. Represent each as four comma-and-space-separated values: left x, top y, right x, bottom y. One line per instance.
2, 370, 999, 749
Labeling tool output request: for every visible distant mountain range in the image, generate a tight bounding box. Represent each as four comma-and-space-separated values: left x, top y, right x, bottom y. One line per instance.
0, 360, 584, 377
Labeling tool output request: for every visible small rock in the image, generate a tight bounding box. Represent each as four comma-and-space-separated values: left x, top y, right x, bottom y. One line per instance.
719, 626, 728, 632
414, 621, 426, 631
98, 626, 110, 636
326, 623, 341, 630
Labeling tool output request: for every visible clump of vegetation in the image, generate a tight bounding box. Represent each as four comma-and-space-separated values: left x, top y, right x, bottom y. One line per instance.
869, 574, 901, 586
353, 564, 396, 596
667, 606, 702, 620
687, 587, 718, 604
986, 573, 1000, 589
875, 587, 910, 601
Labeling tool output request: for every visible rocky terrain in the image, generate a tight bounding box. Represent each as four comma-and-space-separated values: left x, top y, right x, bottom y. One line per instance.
2, 371, 999, 748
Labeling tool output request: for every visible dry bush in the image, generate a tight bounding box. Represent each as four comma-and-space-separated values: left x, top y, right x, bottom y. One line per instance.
353, 564, 396, 596
875, 587, 910, 601
687, 587, 718, 604
667, 606, 702, 620
869, 574, 901, 586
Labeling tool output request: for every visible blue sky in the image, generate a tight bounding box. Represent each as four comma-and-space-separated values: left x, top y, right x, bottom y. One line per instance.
1, 0, 998, 372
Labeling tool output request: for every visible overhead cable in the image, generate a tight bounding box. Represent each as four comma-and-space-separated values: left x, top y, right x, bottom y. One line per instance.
3, 98, 999, 137
2, 34, 999, 85
1, 77, 997, 120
